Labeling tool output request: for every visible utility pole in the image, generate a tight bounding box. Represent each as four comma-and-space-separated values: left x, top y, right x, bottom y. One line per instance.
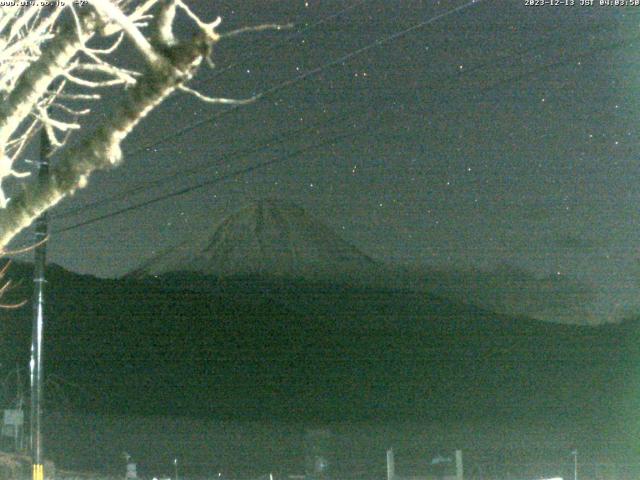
572, 449, 578, 480
30, 128, 50, 480
386, 448, 395, 480
455, 450, 463, 480
16, 364, 24, 452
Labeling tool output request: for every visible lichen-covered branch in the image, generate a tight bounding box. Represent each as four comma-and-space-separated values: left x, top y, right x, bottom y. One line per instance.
0, 1, 280, 252
90, 0, 164, 67
0, 22, 213, 250
0, 8, 97, 155
0, 1, 164, 212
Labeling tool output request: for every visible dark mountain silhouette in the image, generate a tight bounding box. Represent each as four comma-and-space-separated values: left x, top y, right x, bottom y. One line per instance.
2, 260, 639, 474
413, 264, 600, 325
1, 261, 637, 426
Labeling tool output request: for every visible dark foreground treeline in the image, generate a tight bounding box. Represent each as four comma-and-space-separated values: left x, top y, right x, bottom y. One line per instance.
0, 263, 638, 472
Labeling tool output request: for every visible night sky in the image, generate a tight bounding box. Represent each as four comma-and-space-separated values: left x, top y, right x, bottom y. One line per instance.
11, 1, 640, 324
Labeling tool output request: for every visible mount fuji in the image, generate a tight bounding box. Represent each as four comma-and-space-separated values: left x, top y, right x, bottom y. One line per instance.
129, 198, 380, 280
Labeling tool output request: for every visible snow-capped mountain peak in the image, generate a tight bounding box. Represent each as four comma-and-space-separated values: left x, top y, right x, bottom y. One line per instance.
129, 198, 378, 279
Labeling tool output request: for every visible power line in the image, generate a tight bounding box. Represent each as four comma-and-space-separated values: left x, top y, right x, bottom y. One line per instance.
52, 22, 633, 234
53, 116, 346, 220
479, 34, 640, 95
50, 0, 378, 220
161, 5, 627, 144
53, 0, 633, 233
42, 0, 634, 233
148, 0, 370, 113
53, 1, 487, 220
120, 0, 484, 160
53, 130, 358, 234
54, 27, 629, 224
198, 0, 369, 85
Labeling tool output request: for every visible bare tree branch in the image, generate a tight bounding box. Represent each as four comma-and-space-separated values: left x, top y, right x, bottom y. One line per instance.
220, 22, 293, 39
0, 8, 99, 156
0, 2, 284, 254
0, 17, 217, 249
178, 84, 259, 105
91, 0, 165, 67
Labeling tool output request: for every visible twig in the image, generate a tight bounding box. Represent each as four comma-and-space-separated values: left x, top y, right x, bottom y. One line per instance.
178, 84, 260, 105
221, 23, 293, 39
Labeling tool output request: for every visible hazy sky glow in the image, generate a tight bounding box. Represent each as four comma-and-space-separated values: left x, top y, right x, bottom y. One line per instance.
11, 1, 640, 324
